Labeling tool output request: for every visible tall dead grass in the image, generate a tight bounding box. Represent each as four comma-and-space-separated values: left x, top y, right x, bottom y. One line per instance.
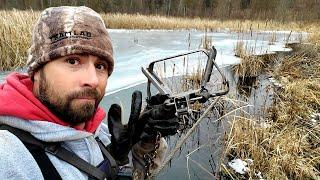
232, 40, 275, 78
102, 13, 319, 32
223, 41, 320, 179
309, 32, 320, 46
0, 10, 37, 70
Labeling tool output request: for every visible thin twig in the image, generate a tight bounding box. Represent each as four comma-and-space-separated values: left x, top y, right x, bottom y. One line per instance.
189, 158, 215, 177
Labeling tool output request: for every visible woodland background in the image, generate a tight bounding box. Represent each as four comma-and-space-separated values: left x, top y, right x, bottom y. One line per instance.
1, 0, 319, 21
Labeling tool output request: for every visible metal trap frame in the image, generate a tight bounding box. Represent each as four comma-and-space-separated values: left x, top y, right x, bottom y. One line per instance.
141, 46, 229, 126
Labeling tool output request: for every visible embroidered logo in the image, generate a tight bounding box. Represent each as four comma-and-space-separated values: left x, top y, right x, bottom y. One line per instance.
49, 31, 92, 43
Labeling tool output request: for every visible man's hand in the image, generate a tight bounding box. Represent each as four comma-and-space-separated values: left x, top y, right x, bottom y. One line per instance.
107, 91, 142, 165
107, 91, 179, 165
133, 94, 179, 143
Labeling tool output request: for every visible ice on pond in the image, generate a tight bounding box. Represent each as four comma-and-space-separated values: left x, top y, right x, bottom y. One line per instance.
106, 29, 305, 94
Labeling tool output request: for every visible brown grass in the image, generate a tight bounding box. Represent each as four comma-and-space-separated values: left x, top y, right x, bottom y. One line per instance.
232, 53, 275, 78
0, 10, 37, 70
103, 13, 320, 32
232, 33, 278, 79
308, 32, 320, 46
223, 42, 320, 179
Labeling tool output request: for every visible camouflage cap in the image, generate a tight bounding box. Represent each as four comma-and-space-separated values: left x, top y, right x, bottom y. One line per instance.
27, 6, 114, 78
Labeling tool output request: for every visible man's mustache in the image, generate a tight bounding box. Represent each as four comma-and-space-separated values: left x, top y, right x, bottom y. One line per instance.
68, 88, 100, 101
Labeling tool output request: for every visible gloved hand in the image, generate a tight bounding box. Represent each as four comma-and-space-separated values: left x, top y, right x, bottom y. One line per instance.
132, 94, 179, 143
107, 91, 179, 165
107, 91, 142, 165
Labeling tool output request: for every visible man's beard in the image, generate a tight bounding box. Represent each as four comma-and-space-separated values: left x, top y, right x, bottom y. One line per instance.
35, 70, 103, 125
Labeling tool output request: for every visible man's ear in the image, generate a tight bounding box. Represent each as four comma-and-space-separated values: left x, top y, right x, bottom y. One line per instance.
32, 69, 42, 95
33, 70, 40, 82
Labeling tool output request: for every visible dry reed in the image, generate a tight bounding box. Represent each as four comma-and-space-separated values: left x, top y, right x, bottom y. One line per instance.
102, 13, 320, 32
232, 46, 275, 78
223, 41, 320, 179
0, 10, 37, 70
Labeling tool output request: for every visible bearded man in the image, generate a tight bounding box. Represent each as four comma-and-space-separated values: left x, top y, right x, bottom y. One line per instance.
0, 6, 178, 180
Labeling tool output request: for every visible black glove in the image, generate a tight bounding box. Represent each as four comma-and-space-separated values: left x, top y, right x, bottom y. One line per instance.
133, 94, 179, 143
107, 91, 142, 165
107, 92, 179, 165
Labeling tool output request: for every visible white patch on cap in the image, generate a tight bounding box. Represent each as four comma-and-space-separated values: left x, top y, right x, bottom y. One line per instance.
30, 61, 37, 67
42, 23, 51, 44
26, 47, 33, 63
41, 7, 52, 18
66, 46, 72, 54
27, 54, 33, 64
41, 49, 47, 56
63, 7, 76, 32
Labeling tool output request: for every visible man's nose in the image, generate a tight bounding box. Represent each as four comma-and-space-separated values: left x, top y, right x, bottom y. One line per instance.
81, 63, 99, 88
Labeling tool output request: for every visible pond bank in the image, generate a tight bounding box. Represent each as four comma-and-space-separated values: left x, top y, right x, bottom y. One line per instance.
222, 42, 320, 179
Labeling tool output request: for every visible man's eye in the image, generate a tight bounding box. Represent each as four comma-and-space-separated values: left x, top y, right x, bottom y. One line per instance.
96, 63, 107, 70
66, 58, 79, 65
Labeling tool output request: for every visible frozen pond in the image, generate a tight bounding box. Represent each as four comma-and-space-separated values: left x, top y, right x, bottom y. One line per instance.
106, 29, 304, 94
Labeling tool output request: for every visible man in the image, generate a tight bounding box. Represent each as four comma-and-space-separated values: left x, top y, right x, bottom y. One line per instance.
0, 6, 178, 180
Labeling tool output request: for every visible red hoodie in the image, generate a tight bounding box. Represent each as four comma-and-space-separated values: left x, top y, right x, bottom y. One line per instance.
0, 72, 106, 133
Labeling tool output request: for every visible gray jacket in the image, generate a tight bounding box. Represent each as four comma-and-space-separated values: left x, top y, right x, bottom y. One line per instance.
0, 116, 167, 180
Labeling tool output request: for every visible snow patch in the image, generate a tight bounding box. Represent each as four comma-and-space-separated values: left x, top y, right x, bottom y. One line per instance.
268, 44, 292, 52
228, 159, 250, 174
310, 113, 320, 125
260, 122, 272, 129
255, 171, 265, 180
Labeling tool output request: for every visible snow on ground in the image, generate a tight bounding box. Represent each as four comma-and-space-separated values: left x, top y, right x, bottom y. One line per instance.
228, 158, 266, 179
228, 158, 250, 174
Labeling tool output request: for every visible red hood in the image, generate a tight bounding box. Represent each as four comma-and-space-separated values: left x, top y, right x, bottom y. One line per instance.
0, 72, 106, 133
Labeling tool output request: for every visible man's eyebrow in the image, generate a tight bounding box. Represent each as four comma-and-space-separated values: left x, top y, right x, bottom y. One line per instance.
68, 54, 107, 64
78, 54, 103, 61
96, 56, 103, 61
66, 54, 82, 58
94, 56, 107, 63
98, 59, 109, 67
78, 54, 89, 58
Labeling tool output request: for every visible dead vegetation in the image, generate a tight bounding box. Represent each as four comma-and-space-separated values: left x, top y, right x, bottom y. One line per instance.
0, 10, 36, 70
222, 36, 320, 179
232, 54, 275, 78
232, 40, 276, 78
